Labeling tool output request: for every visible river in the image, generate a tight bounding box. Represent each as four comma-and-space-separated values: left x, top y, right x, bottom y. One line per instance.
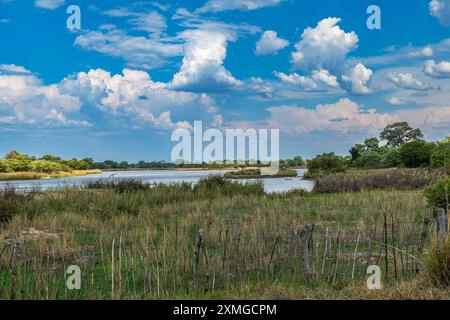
0, 169, 314, 193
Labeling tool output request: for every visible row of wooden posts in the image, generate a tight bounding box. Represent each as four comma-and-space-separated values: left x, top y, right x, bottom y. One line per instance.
192, 207, 449, 290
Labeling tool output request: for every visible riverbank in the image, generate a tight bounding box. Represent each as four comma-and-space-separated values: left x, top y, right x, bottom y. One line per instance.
0, 169, 102, 181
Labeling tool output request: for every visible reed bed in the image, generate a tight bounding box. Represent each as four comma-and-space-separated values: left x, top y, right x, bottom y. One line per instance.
313, 168, 445, 193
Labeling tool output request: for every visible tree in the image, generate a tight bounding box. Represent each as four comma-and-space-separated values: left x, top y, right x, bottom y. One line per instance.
349, 138, 380, 162
40, 154, 62, 162
359, 151, 383, 168
380, 122, 423, 148
398, 140, 435, 167
82, 158, 94, 166
380, 147, 401, 167
119, 161, 130, 169
349, 144, 365, 161
363, 137, 380, 151
4, 150, 20, 159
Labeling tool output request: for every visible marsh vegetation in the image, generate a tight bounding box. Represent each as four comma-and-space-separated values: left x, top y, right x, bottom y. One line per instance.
0, 176, 448, 299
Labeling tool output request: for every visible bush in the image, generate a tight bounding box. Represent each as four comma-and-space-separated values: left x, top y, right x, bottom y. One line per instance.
398, 140, 436, 168
423, 174, 449, 209
63, 159, 90, 170
30, 160, 70, 173
425, 239, 449, 288
0, 184, 37, 225
431, 142, 450, 168
6, 159, 33, 172
359, 151, 384, 168
193, 175, 264, 197
85, 178, 151, 193
314, 168, 443, 193
307, 153, 346, 176
0, 159, 13, 173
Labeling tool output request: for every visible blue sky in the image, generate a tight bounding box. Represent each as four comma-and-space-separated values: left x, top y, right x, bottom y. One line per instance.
0, 0, 449, 161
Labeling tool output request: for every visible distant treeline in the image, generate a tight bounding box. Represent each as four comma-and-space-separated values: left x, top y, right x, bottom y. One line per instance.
89, 157, 304, 170
0, 150, 305, 173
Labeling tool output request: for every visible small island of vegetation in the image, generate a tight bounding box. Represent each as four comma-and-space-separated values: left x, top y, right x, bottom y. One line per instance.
224, 168, 298, 179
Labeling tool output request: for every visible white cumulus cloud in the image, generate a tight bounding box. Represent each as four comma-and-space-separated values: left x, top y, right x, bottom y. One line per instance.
409, 46, 434, 58
231, 99, 450, 137
386, 97, 413, 106
74, 27, 182, 70
0, 64, 31, 75
274, 71, 319, 91
265, 98, 399, 135
342, 63, 373, 95
35, 0, 65, 10
424, 59, 450, 78
255, 30, 289, 56
275, 66, 339, 92
291, 17, 359, 74
170, 29, 242, 92
0, 65, 223, 130
311, 68, 340, 88
61, 68, 220, 129
196, 0, 283, 13
388, 72, 433, 91
0, 71, 88, 127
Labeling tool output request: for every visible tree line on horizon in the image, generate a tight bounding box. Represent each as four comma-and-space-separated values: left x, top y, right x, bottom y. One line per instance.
0, 150, 305, 173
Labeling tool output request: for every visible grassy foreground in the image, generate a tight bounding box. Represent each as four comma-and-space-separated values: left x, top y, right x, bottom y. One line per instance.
0, 170, 102, 181
0, 178, 448, 300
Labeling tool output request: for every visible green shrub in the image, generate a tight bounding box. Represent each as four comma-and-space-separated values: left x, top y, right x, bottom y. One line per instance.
30, 160, 70, 173
359, 151, 384, 168
84, 178, 151, 193
6, 159, 33, 172
307, 152, 346, 176
193, 175, 264, 197
63, 159, 90, 170
398, 140, 436, 168
381, 147, 401, 167
431, 140, 450, 168
0, 184, 36, 225
0, 159, 13, 173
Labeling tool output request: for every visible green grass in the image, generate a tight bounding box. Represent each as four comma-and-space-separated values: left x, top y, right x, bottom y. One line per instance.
0, 178, 448, 300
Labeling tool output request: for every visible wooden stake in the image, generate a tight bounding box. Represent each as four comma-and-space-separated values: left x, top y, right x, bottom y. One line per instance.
193, 229, 204, 291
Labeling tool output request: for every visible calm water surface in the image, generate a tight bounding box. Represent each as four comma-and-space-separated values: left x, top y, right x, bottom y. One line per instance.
0, 169, 314, 193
